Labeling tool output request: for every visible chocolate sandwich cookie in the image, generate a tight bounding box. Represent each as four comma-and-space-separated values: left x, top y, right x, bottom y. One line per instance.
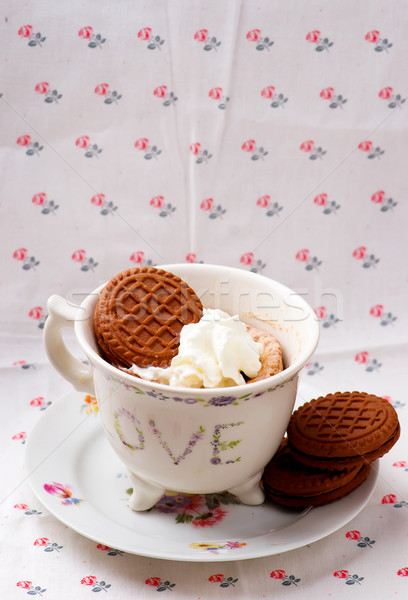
262, 439, 372, 508
287, 391, 400, 470
94, 267, 203, 369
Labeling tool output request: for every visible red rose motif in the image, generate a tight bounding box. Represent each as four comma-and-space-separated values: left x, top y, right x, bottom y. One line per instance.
382, 494, 397, 504
17, 135, 31, 146
13, 248, 28, 261
247, 29, 261, 42
145, 577, 161, 587
200, 198, 213, 211
371, 190, 385, 204
32, 193, 46, 206
270, 570, 286, 580
352, 246, 367, 259
306, 30, 320, 43
333, 570, 349, 579
257, 195, 270, 208
300, 140, 314, 152
134, 138, 149, 151
190, 143, 201, 155
78, 26, 93, 39
295, 249, 309, 262
94, 83, 109, 96
365, 30, 380, 43
345, 530, 361, 540
12, 432, 26, 440
91, 193, 105, 206
150, 195, 164, 208
30, 397, 44, 407
208, 574, 224, 583
14, 503, 29, 509
75, 136, 90, 149
382, 395, 392, 402
393, 461, 407, 467
314, 193, 328, 206
397, 568, 408, 577
370, 304, 384, 317
314, 306, 326, 319
379, 86, 393, 100
209, 87, 223, 100
97, 544, 110, 551
138, 27, 152, 41
18, 25, 33, 38
320, 87, 335, 100
153, 85, 167, 98
261, 86, 275, 99
81, 576, 97, 586
34, 537, 49, 546
35, 82, 49, 94
185, 253, 196, 263
194, 29, 208, 42
240, 252, 254, 266
358, 141, 373, 152
241, 139, 256, 152
29, 307, 43, 319
71, 249, 86, 262
355, 351, 369, 364
16, 581, 32, 589
130, 251, 144, 264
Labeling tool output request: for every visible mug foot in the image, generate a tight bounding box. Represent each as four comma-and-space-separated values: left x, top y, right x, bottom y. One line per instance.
126, 470, 166, 511
228, 470, 265, 505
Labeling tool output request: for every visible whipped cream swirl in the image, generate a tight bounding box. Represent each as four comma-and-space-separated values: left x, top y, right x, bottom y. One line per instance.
128, 308, 263, 388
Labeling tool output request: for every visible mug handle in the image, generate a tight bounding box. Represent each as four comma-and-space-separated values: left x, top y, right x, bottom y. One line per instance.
43, 295, 95, 395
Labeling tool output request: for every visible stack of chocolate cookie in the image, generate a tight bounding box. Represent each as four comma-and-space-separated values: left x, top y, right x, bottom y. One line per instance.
262, 391, 400, 508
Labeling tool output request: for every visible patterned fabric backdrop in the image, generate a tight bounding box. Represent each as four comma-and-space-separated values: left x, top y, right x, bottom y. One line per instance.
1, 1, 407, 597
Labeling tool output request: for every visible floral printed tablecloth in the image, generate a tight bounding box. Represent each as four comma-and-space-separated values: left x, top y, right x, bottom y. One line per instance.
1, 0, 408, 597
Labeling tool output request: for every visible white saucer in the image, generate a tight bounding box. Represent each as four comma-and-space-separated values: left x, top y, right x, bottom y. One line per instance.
26, 384, 379, 562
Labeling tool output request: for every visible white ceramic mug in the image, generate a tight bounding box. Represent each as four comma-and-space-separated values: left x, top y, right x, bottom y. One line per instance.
44, 264, 319, 510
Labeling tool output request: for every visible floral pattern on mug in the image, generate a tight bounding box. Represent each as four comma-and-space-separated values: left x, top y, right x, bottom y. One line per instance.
369, 305, 397, 326
71, 249, 98, 271
378, 87, 406, 109
240, 252, 266, 274
194, 29, 221, 51
13, 248, 40, 270
34, 82, 62, 103
129, 251, 154, 267
295, 248, 322, 270
320, 87, 347, 108
43, 482, 83, 506
134, 138, 162, 160
16, 581, 46, 595
209, 574, 238, 588
94, 83, 122, 104
314, 306, 340, 328
149, 195, 176, 217
261, 86, 288, 108
29, 307, 47, 329
138, 27, 164, 49
75, 136, 103, 158
190, 142, 212, 163
32, 192, 59, 214
345, 530, 375, 548
91, 193, 118, 216
358, 140, 384, 159
18, 25, 46, 46
246, 29, 274, 51
300, 140, 327, 160
371, 190, 397, 211
209, 87, 229, 109
270, 570, 300, 586
145, 577, 175, 591
354, 351, 382, 372
241, 139, 268, 160
81, 576, 111, 592
17, 135, 43, 156
256, 195, 283, 217
333, 570, 364, 585
365, 30, 392, 52
200, 198, 226, 219
78, 27, 106, 49
306, 30, 334, 51
153, 85, 177, 106
352, 246, 380, 268
34, 537, 63, 552
313, 193, 340, 214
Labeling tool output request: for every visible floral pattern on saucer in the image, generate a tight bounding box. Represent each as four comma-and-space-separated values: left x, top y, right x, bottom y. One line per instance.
43, 482, 84, 506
